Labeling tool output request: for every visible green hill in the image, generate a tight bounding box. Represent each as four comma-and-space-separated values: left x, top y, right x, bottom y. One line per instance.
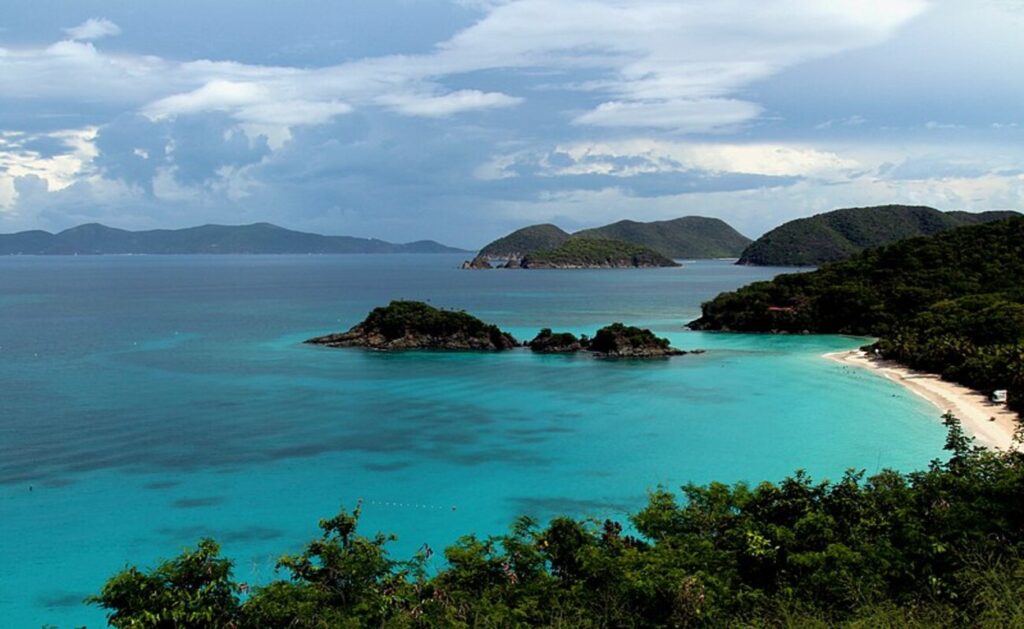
575, 216, 750, 258
0, 223, 467, 255
692, 217, 1024, 412
518, 237, 680, 268
477, 224, 571, 258
477, 216, 749, 260
737, 205, 1020, 266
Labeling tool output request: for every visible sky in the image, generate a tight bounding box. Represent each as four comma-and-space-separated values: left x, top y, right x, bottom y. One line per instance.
1, 0, 1023, 247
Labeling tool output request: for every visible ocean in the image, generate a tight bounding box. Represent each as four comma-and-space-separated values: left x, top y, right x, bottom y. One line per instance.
0, 254, 947, 627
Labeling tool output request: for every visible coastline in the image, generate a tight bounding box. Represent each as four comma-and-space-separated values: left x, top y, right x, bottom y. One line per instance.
825, 350, 1019, 451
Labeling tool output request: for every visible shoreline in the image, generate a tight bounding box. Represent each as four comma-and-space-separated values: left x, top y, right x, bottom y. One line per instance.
824, 350, 1019, 451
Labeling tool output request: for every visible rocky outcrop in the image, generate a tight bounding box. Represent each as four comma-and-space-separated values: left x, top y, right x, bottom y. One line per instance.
588, 323, 685, 357
306, 300, 518, 351
527, 324, 687, 358
460, 256, 493, 269
528, 329, 584, 353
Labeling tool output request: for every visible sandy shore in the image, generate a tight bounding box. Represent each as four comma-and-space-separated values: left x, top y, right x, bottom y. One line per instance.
824, 350, 1020, 451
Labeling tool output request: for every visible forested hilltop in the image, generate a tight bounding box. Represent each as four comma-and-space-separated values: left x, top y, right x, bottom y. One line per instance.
574, 216, 751, 259
693, 217, 1024, 413
737, 205, 1019, 266
90, 420, 1024, 627
477, 215, 750, 260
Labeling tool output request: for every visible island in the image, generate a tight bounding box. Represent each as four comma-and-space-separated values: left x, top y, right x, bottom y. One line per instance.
587, 323, 686, 357
465, 237, 680, 269
0, 222, 468, 255
474, 215, 750, 262
306, 300, 519, 351
309, 302, 690, 357
528, 324, 686, 357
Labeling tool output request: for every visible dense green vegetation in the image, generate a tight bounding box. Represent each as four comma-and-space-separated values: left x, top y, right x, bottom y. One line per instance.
359, 301, 503, 341
522, 237, 679, 268
693, 218, 1024, 412
589, 323, 672, 353
477, 216, 750, 261
737, 205, 1019, 266
0, 223, 466, 255
528, 328, 584, 353
575, 217, 751, 259
307, 300, 519, 350
90, 417, 1024, 628
478, 224, 572, 258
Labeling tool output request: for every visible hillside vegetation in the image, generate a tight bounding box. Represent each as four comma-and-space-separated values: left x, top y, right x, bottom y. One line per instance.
0, 223, 466, 255
477, 215, 750, 261
307, 300, 519, 351
737, 205, 1019, 266
91, 420, 1024, 628
519, 237, 679, 268
693, 218, 1024, 412
478, 224, 571, 258
575, 216, 751, 258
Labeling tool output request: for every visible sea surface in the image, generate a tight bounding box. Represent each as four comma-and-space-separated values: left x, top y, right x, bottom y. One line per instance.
0, 254, 948, 627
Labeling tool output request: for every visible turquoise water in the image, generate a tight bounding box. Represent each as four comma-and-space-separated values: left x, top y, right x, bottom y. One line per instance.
0, 255, 947, 627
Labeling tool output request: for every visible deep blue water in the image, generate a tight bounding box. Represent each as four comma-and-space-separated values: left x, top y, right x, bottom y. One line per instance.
0, 255, 947, 627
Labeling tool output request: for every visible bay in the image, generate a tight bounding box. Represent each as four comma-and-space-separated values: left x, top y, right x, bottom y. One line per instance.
0, 255, 947, 627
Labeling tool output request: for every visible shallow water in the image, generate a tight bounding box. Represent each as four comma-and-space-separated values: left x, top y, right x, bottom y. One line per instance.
0, 255, 947, 627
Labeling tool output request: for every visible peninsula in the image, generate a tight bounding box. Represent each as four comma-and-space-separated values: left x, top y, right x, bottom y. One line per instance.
691, 217, 1024, 435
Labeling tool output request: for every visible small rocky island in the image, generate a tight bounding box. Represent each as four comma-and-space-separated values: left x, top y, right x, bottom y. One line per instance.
308, 301, 692, 358
306, 300, 519, 351
528, 324, 686, 357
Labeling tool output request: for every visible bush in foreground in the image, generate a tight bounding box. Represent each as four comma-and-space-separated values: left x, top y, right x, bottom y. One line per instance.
91, 416, 1024, 628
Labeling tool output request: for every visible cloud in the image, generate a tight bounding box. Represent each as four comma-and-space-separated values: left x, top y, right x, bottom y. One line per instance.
377, 89, 522, 117
64, 18, 122, 41
572, 98, 762, 131
483, 139, 860, 179
2, 0, 928, 138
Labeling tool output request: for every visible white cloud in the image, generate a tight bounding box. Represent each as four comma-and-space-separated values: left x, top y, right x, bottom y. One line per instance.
0, 127, 99, 193
488, 139, 860, 179
1, 0, 928, 137
377, 89, 523, 117
64, 18, 122, 41
572, 98, 762, 131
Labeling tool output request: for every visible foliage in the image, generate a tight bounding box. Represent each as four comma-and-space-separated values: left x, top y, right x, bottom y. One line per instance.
693, 217, 1024, 412
361, 300, 517, 348
478, 224, 571, 258
87, 539, 239, 628
589, 322, 672, 353
91, 418, 1024, 627
479, 216, 751, 261
523, 237, 679, 268
575, 216, 751, 259
528, 328, 582, 352
737, 205, 1019, 266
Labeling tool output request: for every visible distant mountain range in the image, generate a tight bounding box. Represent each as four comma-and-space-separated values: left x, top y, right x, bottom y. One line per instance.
478, 216, 751, 260
737, 205, 1021, 266
0, 223, 469, 255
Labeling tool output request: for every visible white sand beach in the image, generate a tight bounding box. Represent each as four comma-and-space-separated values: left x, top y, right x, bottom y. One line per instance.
825, 350, 1020, 451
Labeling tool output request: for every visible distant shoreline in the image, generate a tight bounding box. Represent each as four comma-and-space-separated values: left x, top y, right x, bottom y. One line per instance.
824, 350, 1019, 451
